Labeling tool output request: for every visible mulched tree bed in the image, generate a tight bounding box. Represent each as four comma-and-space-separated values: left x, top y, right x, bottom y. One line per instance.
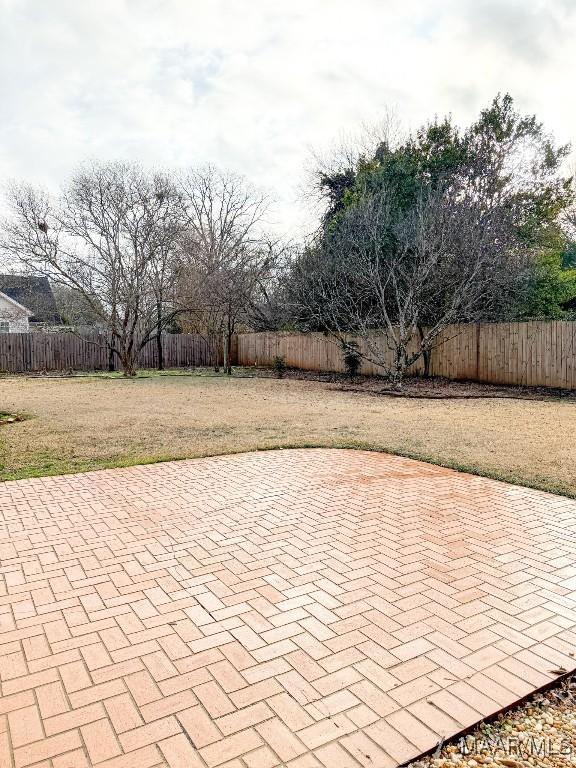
250, 367, 576, 402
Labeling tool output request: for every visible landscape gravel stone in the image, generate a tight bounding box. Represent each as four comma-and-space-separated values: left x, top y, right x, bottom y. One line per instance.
408, 677, 576, 768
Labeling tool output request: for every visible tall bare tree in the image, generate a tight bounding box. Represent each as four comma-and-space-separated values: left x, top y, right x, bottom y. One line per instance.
287, 179, 528, 386
1, 161, 183, 375
175, 166, 271, 373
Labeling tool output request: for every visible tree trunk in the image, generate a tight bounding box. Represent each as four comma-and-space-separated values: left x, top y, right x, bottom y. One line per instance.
210, 332, 219, 372
224, 316, 233, 375
156, 331, 164, 371
121, 354, 137, 377
388, 343, 406, 390
156, 301, 164, 371
417, 325, 431, 378
388, 369, 403, 390
222, 330, 229, 376
108, 340, 115, 372
120, 339, 138, 377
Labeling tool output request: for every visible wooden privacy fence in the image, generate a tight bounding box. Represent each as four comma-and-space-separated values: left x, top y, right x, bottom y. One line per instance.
237, 321, 576, 390
0, 332, 211, 373
3, 324, 576, 388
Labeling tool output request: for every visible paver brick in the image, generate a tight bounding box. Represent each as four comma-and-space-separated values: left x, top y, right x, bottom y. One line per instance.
158, 733, 204, 768
139, 690, 197, 723
230, 679, 283, 708
243, 745, 281, 768
8, 705, 43, 748
13, 730, 83, 768
118, 715, 181, 752
93, 744, 161, 768
298, 712, 356, 749
81, 718, 122, 763
59, 660, 92, 693
176, 704, 221, 748
124, 670, 163, 707
69, 680, 126, 709
216, 701, 273, 735
0, 691, 35, 717
194, 680, 235, 718
52, 748, 91, 768
337, 730, 396, 767
200, 728, 262, 767
105, 693, 145, 733
256, 717, 307, 761
267, 692, 314, 730
44, 702, 106, 736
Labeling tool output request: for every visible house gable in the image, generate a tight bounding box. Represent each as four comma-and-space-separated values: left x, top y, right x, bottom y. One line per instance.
0, 275, 62, 324
0, 290, 34, 317
0, 291, 32, 333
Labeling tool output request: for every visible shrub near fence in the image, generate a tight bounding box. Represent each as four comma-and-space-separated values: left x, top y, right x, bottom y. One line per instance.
237, 321, 576, 390
0, 332, 212, 373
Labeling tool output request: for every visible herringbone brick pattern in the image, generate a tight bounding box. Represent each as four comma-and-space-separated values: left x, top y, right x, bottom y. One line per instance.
0, 449, 575, 768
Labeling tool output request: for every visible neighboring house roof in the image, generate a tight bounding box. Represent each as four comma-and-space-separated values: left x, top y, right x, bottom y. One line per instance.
0, 275, 62, 323
0, 290, 34, 317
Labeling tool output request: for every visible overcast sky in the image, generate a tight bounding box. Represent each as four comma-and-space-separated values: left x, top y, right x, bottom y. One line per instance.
1, 0, 574, 237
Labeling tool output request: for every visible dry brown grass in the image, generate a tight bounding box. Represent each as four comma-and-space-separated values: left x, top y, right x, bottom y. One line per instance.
0, 372, 574, 495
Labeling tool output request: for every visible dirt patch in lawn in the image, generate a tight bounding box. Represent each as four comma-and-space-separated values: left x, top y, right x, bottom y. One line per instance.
0, 371, 574, 494
0, 412, 24, 426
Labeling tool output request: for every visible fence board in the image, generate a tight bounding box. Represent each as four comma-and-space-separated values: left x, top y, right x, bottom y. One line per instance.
237, 322, 576, 390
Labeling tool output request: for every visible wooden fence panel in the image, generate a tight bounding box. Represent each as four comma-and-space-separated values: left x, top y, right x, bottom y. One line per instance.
237, 322, 576, 390
0, 332, 211, 373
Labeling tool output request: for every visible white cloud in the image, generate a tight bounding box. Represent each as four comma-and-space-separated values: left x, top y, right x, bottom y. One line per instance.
0, 0, 574, 237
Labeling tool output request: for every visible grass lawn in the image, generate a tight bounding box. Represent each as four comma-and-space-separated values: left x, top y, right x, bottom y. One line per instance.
0, 369, 574, 496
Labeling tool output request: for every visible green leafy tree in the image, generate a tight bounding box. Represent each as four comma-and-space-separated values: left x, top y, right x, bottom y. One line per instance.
521, 249, 576, 318
301, 94, 574, 332
320, 95, 572, 246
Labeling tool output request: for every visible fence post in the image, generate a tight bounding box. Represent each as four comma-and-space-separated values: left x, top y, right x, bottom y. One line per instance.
24, 333, 33, 371
230, 334, 238, 366
475, 322, 481, 381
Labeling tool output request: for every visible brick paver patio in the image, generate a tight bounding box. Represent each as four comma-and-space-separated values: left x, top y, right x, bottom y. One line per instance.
1, 449, 576, 768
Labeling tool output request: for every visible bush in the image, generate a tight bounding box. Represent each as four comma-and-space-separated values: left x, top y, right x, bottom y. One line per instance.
272, 355, 286, 378
341, 340, 362, 378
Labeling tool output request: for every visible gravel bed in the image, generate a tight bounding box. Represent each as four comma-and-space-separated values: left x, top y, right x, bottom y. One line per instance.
408, 676, 576, 767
